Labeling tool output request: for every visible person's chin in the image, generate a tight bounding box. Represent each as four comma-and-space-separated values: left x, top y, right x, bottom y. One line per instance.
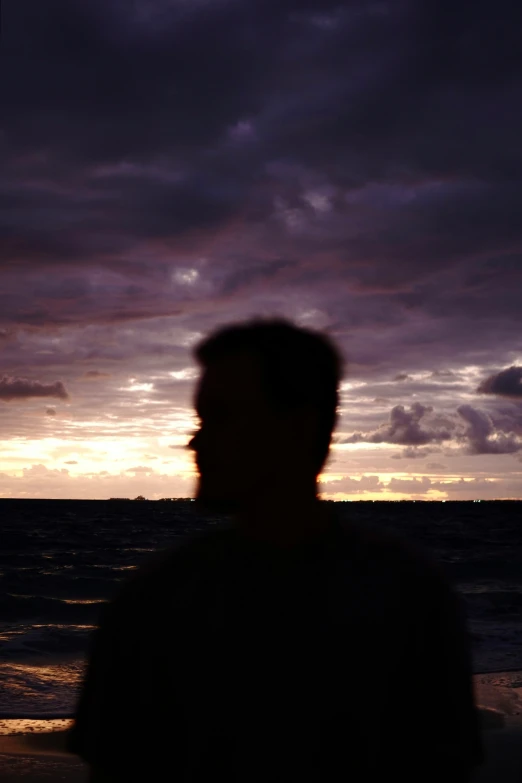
194, 480, 239, 516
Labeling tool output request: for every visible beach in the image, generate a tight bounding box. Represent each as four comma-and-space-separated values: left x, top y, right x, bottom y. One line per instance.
1, 671, 521, 782
0, 728, 86, 782
2, 500, 521, 780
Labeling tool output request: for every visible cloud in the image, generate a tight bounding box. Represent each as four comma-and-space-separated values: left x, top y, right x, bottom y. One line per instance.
477, 365, 522, 399
430, 477, 498, 494
83, 370, 111, 379
64, 460, 78, 464
0, 463, 194, 500
394, 373, 410, 381
321, 474, 384, 494
387, 476, 432, 494
426, 461, 447, 470
218, 259, 298, 296
430, 370, 458, 378
456, 404, 522, 454
46, 407, 56, 416
2, 1, 520, 282
0, 0, 520, 396
391, 446, 438, 459
0, 375, 69, 402
341, 402, 453, 446
1, 0, 521, 500
487, 404, 522, 438
341, 397, 522, 459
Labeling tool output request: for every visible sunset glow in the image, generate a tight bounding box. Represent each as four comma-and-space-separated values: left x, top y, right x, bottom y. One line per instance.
1, 0, 521, 500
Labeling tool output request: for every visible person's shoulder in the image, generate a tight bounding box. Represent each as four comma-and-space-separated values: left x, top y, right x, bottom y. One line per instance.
335, 516, 451, 594
333, 517, 462, 640
336, 515, 421, 560
110, 524, 233, 608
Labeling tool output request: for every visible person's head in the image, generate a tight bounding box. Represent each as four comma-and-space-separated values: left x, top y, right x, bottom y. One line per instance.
187, 316, 345, 514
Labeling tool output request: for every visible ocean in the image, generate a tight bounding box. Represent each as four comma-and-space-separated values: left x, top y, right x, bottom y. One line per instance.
1, 499, 521, 724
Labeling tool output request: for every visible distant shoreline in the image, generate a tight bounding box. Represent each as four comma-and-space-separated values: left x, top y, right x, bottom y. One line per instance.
0, 498, 520, 503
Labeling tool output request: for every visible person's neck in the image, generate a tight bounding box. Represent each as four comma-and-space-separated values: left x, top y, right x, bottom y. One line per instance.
233, 487, 333, 551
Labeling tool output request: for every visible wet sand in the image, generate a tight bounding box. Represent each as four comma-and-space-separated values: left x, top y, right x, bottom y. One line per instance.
1, 671, 521, 782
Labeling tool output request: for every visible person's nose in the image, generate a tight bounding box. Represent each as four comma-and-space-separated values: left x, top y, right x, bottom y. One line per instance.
187, 430, 199, 451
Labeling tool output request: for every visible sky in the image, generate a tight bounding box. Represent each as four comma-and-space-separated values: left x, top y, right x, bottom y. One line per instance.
1, 0, 522, 501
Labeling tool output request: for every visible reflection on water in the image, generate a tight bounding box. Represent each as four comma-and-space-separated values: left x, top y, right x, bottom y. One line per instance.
60, 599, 108, 604
0, 718, 73, 735
0, 660, 86, 719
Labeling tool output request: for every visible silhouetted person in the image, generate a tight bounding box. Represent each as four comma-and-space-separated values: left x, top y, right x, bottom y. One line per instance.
67, 317, 484, 782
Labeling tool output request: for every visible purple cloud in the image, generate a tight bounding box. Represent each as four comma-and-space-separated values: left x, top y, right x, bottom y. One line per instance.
322, 475, 384, 494
83, 370, 111, 379
391, 446, 438, 459
1, 0, 521, 498
477, 366, 522, 399
387, 476, 432, 494
0, 376, 69, 402
456, 404, 521, 454
430, 370, 457, 378
342, 402, 453, 446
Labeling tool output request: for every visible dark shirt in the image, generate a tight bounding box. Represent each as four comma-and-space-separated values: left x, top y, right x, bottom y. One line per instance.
66, 512, 484, 781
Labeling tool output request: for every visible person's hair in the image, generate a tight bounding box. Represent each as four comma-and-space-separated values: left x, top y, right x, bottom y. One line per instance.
193, 316, 345, 476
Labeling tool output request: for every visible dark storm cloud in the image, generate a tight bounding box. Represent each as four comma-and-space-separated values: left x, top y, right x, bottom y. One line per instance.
218, 259, 298, 296
399, 255, 522, 327
2, 0, 270, 162
477, 366, 522, 399
2, 0, 521, 283
0, 376, 69, 402
341, 402, 454, 446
